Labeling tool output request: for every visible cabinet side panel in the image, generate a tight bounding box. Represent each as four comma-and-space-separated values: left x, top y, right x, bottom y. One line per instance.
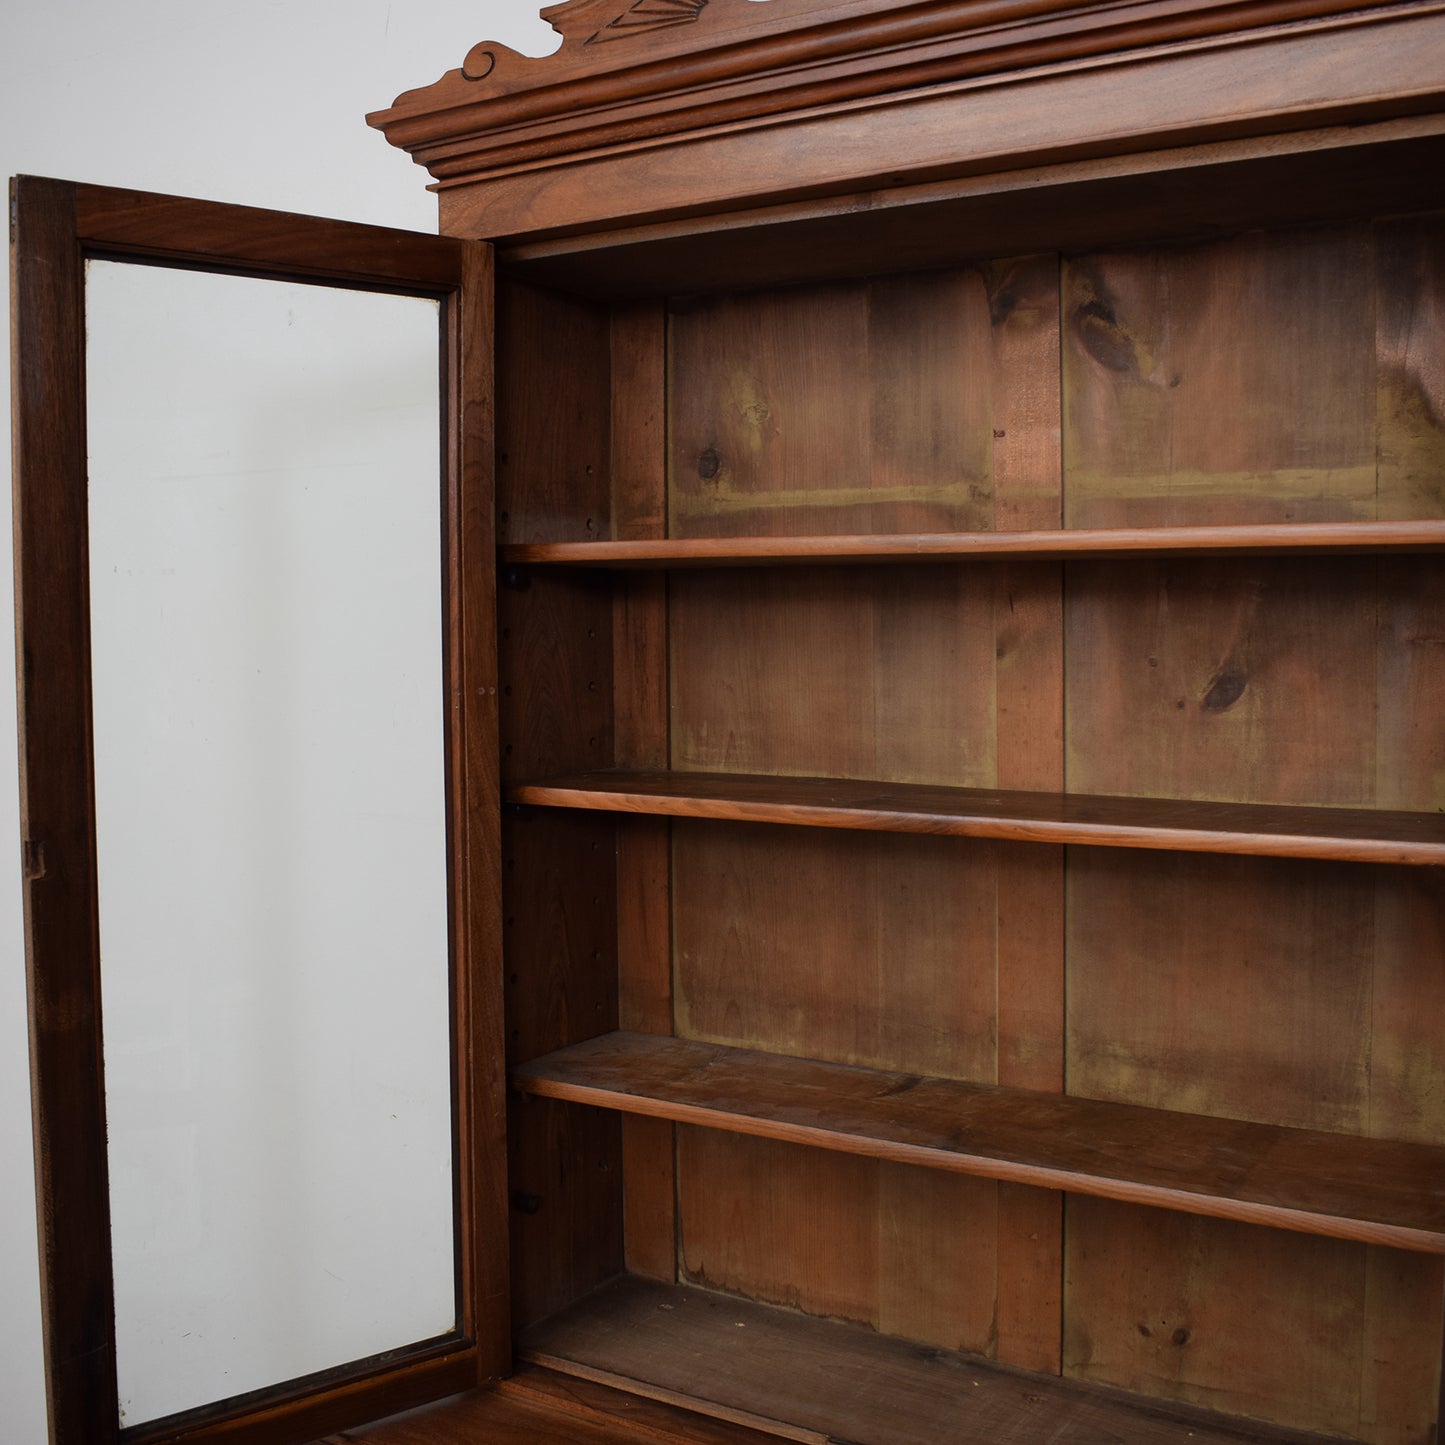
498, 281, 624, 1328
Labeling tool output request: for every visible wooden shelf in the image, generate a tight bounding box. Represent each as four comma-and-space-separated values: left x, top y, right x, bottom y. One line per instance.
500, 520, 1445, 569
507, 770, 1445, 866
523, 1277, 1377, 1445
514, 1032, 1445, 1255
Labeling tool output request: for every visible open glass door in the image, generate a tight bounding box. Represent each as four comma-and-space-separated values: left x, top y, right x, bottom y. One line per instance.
11, 177, 504, 1445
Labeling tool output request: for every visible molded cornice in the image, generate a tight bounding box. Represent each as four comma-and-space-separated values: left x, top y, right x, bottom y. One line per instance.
367, 0, 1424, 184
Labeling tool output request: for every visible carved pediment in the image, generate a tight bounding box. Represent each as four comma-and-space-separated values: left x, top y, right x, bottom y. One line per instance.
368, 0, 1426, 204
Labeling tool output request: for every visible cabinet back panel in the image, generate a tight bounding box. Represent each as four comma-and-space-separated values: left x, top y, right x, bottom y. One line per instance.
669, 566, 1006, 785
1067, 852, 1445, 1139
676, 1128, 1006, 1359
668, 258, 1061, 537
1065, 556, 1445, 811
1062, 218, 1445, 527
674, 821, 1032, 1084
1063, 813, 1445, 1421
1065, 1199, 1444, 1444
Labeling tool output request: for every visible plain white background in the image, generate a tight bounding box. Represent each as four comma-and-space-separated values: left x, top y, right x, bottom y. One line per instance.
1, 3, 552, 1437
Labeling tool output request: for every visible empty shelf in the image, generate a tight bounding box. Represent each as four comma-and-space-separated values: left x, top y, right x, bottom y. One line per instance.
513, 1032, 1445, 1254
500, 520, 1445, 568
507, 770, 1445, 866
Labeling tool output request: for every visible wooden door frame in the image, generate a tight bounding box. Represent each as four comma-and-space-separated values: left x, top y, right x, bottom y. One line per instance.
10, 175, 506, 1445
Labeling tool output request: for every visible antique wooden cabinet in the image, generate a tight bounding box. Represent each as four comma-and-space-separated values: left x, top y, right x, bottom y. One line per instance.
13, 0, 1445, 1442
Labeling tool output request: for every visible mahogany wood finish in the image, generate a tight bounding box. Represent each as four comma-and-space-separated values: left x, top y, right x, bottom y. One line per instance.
11, 178, 501, 1445
508, 770, 1445, 865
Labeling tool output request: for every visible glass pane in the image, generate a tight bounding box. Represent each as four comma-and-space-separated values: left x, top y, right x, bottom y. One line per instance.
84, 261, 454, 1428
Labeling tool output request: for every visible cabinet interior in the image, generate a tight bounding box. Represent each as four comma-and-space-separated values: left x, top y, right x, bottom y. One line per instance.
492, 189, 1445, 1443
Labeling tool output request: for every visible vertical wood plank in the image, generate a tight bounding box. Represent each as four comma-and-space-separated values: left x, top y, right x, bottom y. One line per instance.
1375, 214, 1445, 522
668, 263, 1069, 1365
11, 174, 122, 1445
449, 238, 510, 1377
987, 253, 1066, 1375
611, 303, 676, 1283
1062, 227, 1376, 527
1060, 222, 1444, 1440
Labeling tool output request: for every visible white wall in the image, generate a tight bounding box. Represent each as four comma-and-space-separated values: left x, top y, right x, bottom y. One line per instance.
0, 5, 552, 1439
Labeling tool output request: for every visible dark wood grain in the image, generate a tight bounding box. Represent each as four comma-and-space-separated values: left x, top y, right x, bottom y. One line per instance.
373, 0, 1399, 185
508, 769, 1445, 864
446, 238, 508, 1380
502, 519, 1445, 566
72, 183, 468, 290
125, 1346, 477, 1445
521, 1275, 1356, 1445
513, 1032, 1445, 1254
11, 172, 120, 1445
318, 1362, 783, 1444
494, 277, 624, 1333
496, 122, 1445, 302
416, 0, 1445, 245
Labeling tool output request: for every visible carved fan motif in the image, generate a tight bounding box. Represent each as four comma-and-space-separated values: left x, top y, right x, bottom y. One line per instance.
587, 0, 708, 42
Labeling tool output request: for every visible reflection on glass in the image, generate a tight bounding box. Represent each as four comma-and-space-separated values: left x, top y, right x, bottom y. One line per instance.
85, 261, 454, 1427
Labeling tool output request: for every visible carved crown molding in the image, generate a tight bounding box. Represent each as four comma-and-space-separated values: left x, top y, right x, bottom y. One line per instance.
367, 0, 1418, 187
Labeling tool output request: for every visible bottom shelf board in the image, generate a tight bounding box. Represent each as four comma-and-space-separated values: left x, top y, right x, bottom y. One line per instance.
325, 1361, 779, 1444
521, 1276, 1341, 1445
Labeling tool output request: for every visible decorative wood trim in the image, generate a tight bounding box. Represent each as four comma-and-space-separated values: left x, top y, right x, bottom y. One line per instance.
369, 0, 1445, 216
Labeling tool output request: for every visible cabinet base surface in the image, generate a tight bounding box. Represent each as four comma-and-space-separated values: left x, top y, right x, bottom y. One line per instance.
519, 1276, 1357, 1445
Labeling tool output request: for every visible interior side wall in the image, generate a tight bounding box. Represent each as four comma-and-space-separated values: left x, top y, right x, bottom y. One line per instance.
496, 280, 625, 1330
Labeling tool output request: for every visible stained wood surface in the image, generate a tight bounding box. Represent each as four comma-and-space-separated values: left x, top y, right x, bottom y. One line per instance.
372, 0, 1392, 184
608, 301, 677, 1285
502, 519, 1445, 565
509, 769, 1445, 864
512, 1032, 1445, 1253
13, 169, 125, 1445
521, 1276, 1352, 1445
495, 278, 625, 1333
495, 127, 1445, 304
318, 1363, 783, 1444
1058, 215, 1445, 1436
429, 3, 1445, 245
